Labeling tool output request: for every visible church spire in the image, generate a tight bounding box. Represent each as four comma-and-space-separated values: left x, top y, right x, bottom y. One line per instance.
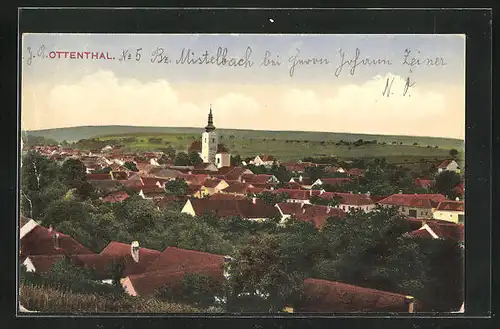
205, 104, 216, 132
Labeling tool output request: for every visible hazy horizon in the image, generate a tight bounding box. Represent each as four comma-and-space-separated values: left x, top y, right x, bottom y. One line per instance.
21, 33, 465, 139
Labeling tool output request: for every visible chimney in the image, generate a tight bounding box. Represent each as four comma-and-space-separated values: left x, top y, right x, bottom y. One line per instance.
366, 191, 371, 197
131, 241, 140, 263
299, 175, 303, 183
252, 197, 257, 204
53, 232, 60, 249
399, 189, 403, 194
405, 296, 415, 313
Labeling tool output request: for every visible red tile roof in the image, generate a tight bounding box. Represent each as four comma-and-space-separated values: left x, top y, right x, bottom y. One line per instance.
187, 199, 280, 219
202, 178, 224, 188
281, 182, 306, 190
319, 192, 374, 206
87, 173, 112, 181
299, 278, 416, 312
221, 167, 253, 181
102, 191, 130, 203
25, 254, 66, 274
246, 186, 271, 194
140, 186, 166, 197
273, 189, 322, 201
406, 228, 434, 239
414, 178, 434, 188
210, 193, 246, 200
180, 174, 208, 185
378, 194, 447, 208
296, 205, 346, 228
20, 225, 93, 258
346, 168, 365, 177
221, 181, 252, 194
146, 246, 225, 273
140, 176, 161, 186
438, 159, 454, 169
70, 242, 161, 278
276, 202, 304, 216
426, 221, 464, 242
187, 184, 202, 195
127, 264, 224, 296
436, 200, 464, 212
154, 195, 188, 209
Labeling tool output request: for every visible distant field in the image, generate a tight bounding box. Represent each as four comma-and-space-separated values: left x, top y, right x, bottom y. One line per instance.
26, 126, 464, 163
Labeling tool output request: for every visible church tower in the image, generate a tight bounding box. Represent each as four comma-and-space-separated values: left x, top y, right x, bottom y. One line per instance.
201, 105, 218, 164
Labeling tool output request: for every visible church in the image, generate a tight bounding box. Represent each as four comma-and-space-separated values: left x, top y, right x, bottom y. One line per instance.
189, 106, 231, 168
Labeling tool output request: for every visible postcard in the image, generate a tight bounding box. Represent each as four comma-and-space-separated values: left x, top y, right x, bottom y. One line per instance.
19, 33, 465, 314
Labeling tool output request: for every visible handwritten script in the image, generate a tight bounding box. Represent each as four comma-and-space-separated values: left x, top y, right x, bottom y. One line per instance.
23, 45, 447, 97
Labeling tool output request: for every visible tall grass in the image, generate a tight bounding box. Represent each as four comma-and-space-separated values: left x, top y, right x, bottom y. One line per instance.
19, 283, 199, 313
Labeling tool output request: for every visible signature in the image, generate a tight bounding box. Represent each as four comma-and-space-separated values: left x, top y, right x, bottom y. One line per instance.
382, 76, 416, 97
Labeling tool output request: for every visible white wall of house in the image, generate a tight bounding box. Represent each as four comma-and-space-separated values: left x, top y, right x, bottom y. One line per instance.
438, 160, 460, 173
20, 219, 38, 239
338, 204, 376, 213
433, 210, 464, 223
215, 153, 231, 168
23, 258, 36, 273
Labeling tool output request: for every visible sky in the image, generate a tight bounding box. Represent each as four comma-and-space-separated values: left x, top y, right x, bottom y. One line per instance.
21, 34, 465, 139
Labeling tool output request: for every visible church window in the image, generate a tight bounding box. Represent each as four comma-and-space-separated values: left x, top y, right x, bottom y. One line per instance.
212, 138, 215, 142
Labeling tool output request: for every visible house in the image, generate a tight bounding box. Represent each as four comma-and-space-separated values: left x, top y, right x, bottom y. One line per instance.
319, 192, 376, 213
187, 184, 203, 197
90, 180, 125, 196
377, 194, 447, 219
194, 163, 219, 172
139, 186, 166, 199
294, 278, 417, 313
242, 174, 279, 185
433, 200, 465, 223
246, 186, 272, 195
200, 178, 230, 197
405, 221, 464, 245
20, 225, 93, 258
179, 173, 209, 186
181, 198, 280, 221
22, 254, 67, 274
220, 181, 253, 196
87, 172, 113, 181
102, 191, 130, 203
250, 154, 278, 167
414, 178, 434, 189
273, 188, 323, 205
215, 152, 231, 168
217, 166, 254, 182
154, 195, 188, 210
282, 162, 316, 173
295, 205, 346, 229
71, 241, 162, 280
209, 193, 247, 201
148, 168, 184, 179
289, 176, 314, 189
275, 202, 304, 223
437, 159, 461, 173
311, 178, 352, 189
20, 216, 39, 240
121, 247, 227, 297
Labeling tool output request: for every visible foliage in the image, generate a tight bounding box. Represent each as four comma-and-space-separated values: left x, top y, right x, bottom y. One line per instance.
19, 282, 199, 313
225, 234, 306, 312
174, 152, 191, 166
254, 191, 290, 206
165, 178, 189, 197
23, 135, 59, 147
123, 161, 138, 172
156, 273, 224, 309
432, 171, 461, 198
188, 151, 203, 166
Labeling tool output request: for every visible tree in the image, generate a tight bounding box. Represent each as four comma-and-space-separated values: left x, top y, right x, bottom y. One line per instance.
449, 149, 459, 159
123, 161, 138, 172
305, 166, 326, 182
226, 234, 306, 312
433, 171, 461, 197
114, 196, 162, 232
188, 151, 203, 166
164, 178, 188, 197
230, 154, 242, 166
256, 191, 290, 206
156, 273, 224, 309
174, 152, 191, 166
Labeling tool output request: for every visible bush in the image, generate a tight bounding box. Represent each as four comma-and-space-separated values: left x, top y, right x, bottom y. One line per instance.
19, 283, 199, 313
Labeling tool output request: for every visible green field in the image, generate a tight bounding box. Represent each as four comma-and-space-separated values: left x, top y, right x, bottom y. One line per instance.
26, 126, 464, 163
